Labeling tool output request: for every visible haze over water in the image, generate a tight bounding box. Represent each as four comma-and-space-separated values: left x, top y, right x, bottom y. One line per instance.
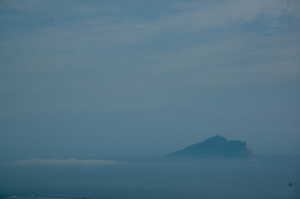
0, 0, 300, 198
1, 156, 300, 199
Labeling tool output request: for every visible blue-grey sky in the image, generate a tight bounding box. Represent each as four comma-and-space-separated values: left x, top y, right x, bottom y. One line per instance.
1, 0, 300, 160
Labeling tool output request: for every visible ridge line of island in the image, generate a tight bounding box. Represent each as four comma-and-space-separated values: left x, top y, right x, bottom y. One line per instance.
166, 135, 254, 159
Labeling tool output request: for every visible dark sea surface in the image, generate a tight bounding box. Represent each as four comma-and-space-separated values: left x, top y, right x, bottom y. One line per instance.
1, 156, 299, 199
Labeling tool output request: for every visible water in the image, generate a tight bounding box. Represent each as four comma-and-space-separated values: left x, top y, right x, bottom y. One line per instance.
1, 156, 299, 199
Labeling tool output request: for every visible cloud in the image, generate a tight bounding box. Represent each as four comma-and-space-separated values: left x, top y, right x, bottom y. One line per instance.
2, 0, 298, 70
12, 159, 125, 166
1, 0, 299, 118
2, 0, 296, 50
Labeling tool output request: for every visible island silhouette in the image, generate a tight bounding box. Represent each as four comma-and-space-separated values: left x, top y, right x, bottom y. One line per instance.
167, 135, 254, 159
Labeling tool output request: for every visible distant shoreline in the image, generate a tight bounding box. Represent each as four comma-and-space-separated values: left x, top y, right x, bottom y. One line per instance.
41, 196, 96, 199
2, 196, 97, 199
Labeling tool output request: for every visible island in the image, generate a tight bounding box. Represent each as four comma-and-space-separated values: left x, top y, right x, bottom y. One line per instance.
167, 135, 254, 159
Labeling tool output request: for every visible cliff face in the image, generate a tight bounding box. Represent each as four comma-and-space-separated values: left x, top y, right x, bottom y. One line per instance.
167, 135, 254, 159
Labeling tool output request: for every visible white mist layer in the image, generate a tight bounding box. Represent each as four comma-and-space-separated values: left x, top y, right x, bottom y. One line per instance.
12, 159, 125, 166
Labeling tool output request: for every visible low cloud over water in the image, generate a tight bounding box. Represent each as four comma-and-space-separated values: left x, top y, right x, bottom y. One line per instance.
11, 159, 125, 166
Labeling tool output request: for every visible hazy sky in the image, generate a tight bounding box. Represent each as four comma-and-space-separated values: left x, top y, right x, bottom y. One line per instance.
1, 0, 300, 160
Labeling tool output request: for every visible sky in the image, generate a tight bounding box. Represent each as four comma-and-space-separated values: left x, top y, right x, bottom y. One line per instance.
0, 0, 300, 160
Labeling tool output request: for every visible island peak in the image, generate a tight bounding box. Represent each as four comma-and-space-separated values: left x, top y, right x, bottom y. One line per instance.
167, 135, 254, 159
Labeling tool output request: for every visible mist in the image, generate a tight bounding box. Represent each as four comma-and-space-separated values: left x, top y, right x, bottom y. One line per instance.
0, 0, 300, 198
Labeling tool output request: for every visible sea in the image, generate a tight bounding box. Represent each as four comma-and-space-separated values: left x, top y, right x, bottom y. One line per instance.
0, 156, 299, 199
